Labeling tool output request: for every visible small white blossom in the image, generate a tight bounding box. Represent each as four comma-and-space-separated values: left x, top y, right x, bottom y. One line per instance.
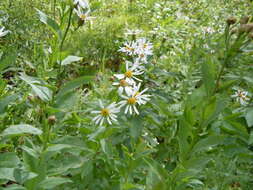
0, 27, 10, 38
114, 61, 144, 85
118, 85, 151, 115
112, 79, 132, 95
119, 41, 137, 56
231, 89, 250, 106
74, 7, 93, 21
91, 101, 120, 126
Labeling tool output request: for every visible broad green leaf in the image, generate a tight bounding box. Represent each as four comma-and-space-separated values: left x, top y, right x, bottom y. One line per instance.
1, 124, 42, 136
19, 73, 52, 102
0, 184, 27, 190
56, 75, 94, 99
36, 9, 62, 39
61, 55, 83, 66
191, 135, 225, 154
0, 94, 19, 114
0, 168, 15, 181
201, 58, 216, 96
0, 51, 17, 72
245, 108, 253, 127
0, 152, 20, 168
38, 177, 72, 189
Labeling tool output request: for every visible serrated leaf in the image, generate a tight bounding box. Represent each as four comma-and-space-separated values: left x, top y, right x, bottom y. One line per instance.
1, 124, 42, 136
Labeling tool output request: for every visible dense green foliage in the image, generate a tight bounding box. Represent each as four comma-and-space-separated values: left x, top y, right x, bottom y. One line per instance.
0, 0, 253, 189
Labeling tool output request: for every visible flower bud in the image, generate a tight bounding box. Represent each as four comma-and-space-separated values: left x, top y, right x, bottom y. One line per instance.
109, 76, 115, 81
226, 16, 237, 25
48, 115, 57, 124
240, 16, 250, 24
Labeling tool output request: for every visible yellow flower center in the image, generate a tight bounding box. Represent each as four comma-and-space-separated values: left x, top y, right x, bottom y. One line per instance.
124, 70, 133, 78
140, 53, 145, 58
143, 43, 148, 48
127, 97, 136, 105
126, 46, 134, 52
101, 108, 110, 116
80, 14, 86, 20
119, 79, 128, 87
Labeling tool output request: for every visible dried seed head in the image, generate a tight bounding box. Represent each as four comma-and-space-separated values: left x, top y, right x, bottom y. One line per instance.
226, 16, 237, 25
240, 16, 250, 24
48, 115, 57, 124
239, 23, 253, 33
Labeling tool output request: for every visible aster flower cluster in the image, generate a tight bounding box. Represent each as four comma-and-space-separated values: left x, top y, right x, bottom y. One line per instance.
92, 32, 153, 126
231, 88, 250, 106
73, 0, 93, 22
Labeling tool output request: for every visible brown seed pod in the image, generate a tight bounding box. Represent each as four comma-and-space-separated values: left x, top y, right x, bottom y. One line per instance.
226, 16, 237, 25
48, 115, 57, 124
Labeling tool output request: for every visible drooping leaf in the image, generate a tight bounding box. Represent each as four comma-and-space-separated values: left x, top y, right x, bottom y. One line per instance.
61, 55, 83, 66
1, 124, 42, 136
19, 73, 52, 102
245, 108, 253, 127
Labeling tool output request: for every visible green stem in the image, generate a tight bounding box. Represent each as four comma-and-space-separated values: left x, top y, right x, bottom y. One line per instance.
58, 7, 73, 79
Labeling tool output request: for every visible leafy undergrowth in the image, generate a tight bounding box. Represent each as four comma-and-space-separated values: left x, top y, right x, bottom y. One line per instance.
0, 0, 253, 189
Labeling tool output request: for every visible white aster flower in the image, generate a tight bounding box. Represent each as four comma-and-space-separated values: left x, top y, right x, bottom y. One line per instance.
91, 101, 120, 126
118, 85, 151, 115
74, 7, 92, 21
112, 79, 132, 95
114, 61, 144, 85
74, 0, 89, 9
0, 27, 10, 38
118, 41, 137, 56
231, 89, 250, 106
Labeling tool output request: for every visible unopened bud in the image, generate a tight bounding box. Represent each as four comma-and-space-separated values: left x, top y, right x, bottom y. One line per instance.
109, 76, 115, 81
240, 16, 250, 24
48, 115, 57, 124
226, 17, 237, 25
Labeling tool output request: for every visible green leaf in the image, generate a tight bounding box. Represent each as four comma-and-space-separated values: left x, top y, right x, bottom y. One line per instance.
0, 184, 27, 190
1, 124, 42, 136
245, 108, 253, 127
61, 55, 83, 66
201, 58, 216, 96
56, 75, 94, 100
0, 94, 19, 114
0, 152, 20, 168
0, 168, 15, 181
38, 177, 72, 189
191, 135, 225, 154
19, 73, 52, 102
36, 9, 62, 39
